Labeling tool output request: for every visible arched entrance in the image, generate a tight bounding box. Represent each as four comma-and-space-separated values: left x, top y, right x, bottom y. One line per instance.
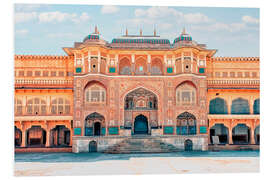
15, 126, 22, 147
184, 139, 193, 151
210, 124, 229, 144
134, 114, 148, 135
26, 126, 46, 147
85, 112, 105, 136
50, 125, 70, 147
89, 141, 97, 152
94, 122, 101, 136
255, 126, 260, 145
232, 124, 250, 144
124, 88, 158, 130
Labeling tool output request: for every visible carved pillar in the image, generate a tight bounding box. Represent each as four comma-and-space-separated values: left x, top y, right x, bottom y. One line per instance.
147, 54, 151, 75
45, 126, 51, 147
98, 51, 101, 73
250, 97, 254, 114
250, 126, 255, 144
228, 126, 233, 144
21, 128, 26, 147
131, 54, 135, 75
228, 96, 232, 114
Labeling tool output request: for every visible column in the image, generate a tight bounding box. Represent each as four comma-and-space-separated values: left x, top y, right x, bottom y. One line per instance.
228, 96, 232, 114
147, 54, 151, 75
250, 126, 255, 144
21, 129, 26, 147
228, 126, 233, 144
46, 127, 50, 147
88, 51, 91, 72
131, 54, 135, 75
173, 55, 176, 74
164, 55, 167, 74
98, 51, 101, 73
250, 97, 254, 114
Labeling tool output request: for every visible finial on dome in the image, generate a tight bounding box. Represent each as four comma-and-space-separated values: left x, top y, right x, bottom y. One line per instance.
94, 25, 98, 34
182, 27, 186, 35
126, 28, 128, 36
140, 28, 142, 36
154, 26, 157, 36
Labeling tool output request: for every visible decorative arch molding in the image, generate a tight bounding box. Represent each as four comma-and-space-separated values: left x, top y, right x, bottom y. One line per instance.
121, 85, 161, 106
119, 57, 132, 75
83, 80, 107, 90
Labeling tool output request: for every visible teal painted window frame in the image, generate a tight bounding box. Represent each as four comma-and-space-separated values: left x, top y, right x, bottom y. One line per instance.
199, 68, 205, 73
167, 67, 173, 73
75, 67, 82, 73
200, 126, 207, 134
74, 128, 81, 135
108, 127, 119, 135
164, 126, 174, 134
109, 67, 116, 73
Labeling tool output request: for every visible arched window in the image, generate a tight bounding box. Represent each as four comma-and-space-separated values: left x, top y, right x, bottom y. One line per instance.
51, 98, 70, 115
26, 98, 46, 115
151, 58, 163, 75
119, 58, 132, 75
253, 99, 260, 114
209, 98, 228, 114
176, 81, 196, 105
15, 99, 23, 115
85, 84, 106, 103
231, 98, 250, 114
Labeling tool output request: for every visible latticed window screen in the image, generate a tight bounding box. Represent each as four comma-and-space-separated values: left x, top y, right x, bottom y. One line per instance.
26, 98, 46, 115
120, 66, 131, 75
176, 112, 197, 135
51, 98, 70, 115
85, 85, 106, 103
15, 99, 22, 115
176, 83, 196, 105
151, 66, 162, 75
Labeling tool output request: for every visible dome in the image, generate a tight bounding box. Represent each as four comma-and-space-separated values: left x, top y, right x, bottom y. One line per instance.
173, 28, 192, 44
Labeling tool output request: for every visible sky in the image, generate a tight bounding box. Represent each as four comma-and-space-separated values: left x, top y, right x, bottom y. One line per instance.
14, 4, 260, 57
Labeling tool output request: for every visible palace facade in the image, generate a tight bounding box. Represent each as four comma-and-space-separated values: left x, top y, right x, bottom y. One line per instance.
14, 27, 260, 153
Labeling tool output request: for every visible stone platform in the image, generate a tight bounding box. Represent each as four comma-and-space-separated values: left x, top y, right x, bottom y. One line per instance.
72, 135, 208, 153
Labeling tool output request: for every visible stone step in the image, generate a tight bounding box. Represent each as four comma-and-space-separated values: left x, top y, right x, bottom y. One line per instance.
103, 136, 180, 154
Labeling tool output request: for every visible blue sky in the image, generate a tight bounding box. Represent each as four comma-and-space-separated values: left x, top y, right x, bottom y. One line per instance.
14, 4, 259, 57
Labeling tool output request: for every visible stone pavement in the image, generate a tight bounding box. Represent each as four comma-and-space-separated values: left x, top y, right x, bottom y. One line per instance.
14, 156, 259, 176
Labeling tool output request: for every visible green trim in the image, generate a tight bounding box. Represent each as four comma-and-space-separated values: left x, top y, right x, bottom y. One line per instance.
108, 127, 119, 135
75, 67, 82, 73
164, 126, 174, 134
109, 67, 116, 73
200, 126, 207, 134
199, 68, 205, 73
167, 67, 173, 73
74, 128, 81, 135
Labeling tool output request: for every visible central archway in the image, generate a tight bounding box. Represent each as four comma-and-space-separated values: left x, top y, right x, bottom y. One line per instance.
134, 114, 148, 135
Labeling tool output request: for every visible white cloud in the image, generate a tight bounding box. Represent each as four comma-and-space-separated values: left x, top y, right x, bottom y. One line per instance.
15, 11, 90, 24
38, 11, 74, 23
47, 33, 74, 38
15, 12, 37, 23
15, 4, 43, 12
183, 13, 211, 24
193, 22, 246, 32
101, 5, 119, 14
134, 6, 211, 24
15, 29, 29, 36
242, 15, 259, 24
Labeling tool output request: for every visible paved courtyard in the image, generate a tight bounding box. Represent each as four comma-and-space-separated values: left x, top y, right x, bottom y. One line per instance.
14, 152, 259, 176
